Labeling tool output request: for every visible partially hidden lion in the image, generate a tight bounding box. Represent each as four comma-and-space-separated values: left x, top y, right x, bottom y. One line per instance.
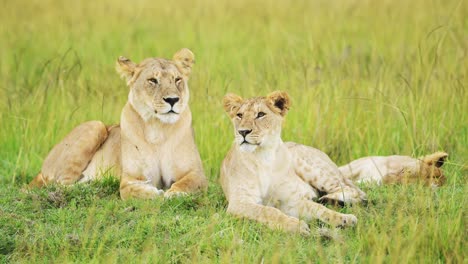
30, 48, 207, 199
220, 91, 367, 235
338, 152, 448, 187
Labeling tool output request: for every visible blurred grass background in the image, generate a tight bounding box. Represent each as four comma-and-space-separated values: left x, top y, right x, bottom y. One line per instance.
0, 0, 466, 262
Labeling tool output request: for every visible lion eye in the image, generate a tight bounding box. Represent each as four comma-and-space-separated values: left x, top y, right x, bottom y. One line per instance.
257, 112, 266, 118
236, 113, 243, 119
148, 78, 159, 85
175, 77, 183, 85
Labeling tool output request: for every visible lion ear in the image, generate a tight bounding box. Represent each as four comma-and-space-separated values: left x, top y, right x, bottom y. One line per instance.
422, 152, 448, 168
173, 48, 195, 78
266, 91, 291, 116
223, 93, 243, 118
116, 56, 136, 84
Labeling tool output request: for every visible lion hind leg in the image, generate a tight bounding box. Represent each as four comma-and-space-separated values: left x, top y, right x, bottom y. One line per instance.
31, 121, 109, 187
296, 159, 367, 205
80, 125, 121, 182
318, 188, 364, 205
316, 177, 367, 205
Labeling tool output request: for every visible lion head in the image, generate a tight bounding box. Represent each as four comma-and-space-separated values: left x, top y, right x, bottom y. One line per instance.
223, 91, 291, 152
116, 48, 195, 124
419, 151, 448, 186
382, 151, 448, 187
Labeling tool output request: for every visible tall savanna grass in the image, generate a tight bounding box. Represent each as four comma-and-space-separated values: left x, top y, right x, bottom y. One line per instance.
0, 0, 466, 262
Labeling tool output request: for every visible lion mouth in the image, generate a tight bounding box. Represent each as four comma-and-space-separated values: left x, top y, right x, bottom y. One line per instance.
241, 140, 259, 146
159, 109, 178, 115
153, 109, 179, 116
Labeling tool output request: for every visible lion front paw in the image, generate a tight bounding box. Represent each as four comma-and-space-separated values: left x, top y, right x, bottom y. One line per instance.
154, 188, 165, 196
319, 192, 364, 205
141, 185, 165, 197
328, 213, 357, 228
298, 220, 311, 236
164, 190, 188, 199
284, 218, 310, 236
119, 183, 165, 200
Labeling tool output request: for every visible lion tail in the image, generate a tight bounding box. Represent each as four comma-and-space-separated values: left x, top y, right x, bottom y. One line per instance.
29, 172, 46, 188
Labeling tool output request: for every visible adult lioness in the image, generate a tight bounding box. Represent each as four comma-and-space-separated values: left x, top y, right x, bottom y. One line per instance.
338, 152, 448, 187
220, 91, 366, 235
30, 49, 207, 199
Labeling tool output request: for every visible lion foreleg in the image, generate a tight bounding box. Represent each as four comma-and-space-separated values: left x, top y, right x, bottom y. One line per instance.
227, 201, 311, 235
282, 199, 357, 227
164, 170, 207, 198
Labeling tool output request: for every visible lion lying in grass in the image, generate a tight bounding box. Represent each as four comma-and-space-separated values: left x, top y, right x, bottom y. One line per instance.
220, 91, 367, 235
30, 49, 207, 199
338, 152, 448, 187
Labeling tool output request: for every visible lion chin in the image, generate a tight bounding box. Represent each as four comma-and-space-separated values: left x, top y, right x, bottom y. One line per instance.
239, 142, 258, 153
156, 112, 180, 124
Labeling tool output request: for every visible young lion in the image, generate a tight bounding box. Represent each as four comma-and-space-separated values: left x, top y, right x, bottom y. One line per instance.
338, 152, 448, 187
220, 91, 367, 235
30, 49, 207, 199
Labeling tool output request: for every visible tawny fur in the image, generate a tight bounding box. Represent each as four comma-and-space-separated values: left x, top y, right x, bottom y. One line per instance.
220, 91, 366, 236
31, 49, 207, 199
338, 152, 448, 186
30, 121, 110, 187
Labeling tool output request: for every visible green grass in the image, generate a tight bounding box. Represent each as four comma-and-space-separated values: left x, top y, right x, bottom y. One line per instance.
0, 0, 467, 262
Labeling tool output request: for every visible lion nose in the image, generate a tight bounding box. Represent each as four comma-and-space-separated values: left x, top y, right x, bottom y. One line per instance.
238, 130, 252, 138
163, 97, 179, 107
